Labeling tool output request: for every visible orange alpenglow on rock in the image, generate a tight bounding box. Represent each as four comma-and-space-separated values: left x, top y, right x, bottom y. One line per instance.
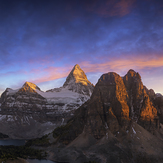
140, 95, 157, 121
19, 82, 41, 93
55, 69, 159, 144
63, 64, 94, 96
64, 64, 92, 86
123, 69, 158, 131
98, 72, 130, 121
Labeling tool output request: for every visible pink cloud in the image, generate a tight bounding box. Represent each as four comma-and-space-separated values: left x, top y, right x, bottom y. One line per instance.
28, 56, 163, 85
30, 66, 70, 84
80, 57, 163, 74
85, 0, 136, 17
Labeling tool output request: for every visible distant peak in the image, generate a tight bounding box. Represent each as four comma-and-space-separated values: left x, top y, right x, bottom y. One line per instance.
23, 81, 37, 88
20, 81, 41, 92
62, 64, 94, 95
72, 64, 82, 72
24, 81, 33, 85
74, 64, 80, 69
63, 64, 92, 87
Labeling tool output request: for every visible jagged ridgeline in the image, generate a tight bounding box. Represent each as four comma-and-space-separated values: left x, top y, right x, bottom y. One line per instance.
0, 64, 94, 139
0, 67, 163, 163
54, 70, 160, 143
51, 70, 163, 163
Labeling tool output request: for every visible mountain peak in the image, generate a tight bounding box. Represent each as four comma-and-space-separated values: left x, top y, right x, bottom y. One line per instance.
99, 72, 120, 82
63, 64, 94, 96
126, 69, 141, 79
63, 64, 91, 87
127, 69, 136, 75
19, 81, 41, 93
23, 82, 40, 90
74, 64, 80, 69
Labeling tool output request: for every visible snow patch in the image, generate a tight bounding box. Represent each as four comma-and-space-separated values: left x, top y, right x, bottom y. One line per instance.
0, 115, 6, 120
7, 88, 19, 95
105, 122, 109, 129
132, 127, 136, 134
7, 115, 14, 122
106, 132, 108, 139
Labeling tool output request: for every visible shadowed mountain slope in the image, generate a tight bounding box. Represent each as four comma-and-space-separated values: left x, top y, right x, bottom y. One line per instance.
51, 69, 163, 163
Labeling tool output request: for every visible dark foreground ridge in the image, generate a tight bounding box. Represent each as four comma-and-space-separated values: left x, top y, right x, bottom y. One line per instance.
50, 69, 163, 163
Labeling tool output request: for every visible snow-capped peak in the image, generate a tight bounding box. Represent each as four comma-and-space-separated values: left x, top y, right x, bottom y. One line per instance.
63, 64, 92, 87
62, 64, 94, 96
19, 82, 41, 93
23, 82, 41, 90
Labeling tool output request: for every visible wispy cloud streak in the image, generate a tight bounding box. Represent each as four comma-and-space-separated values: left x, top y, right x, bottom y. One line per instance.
80, 57, 163, 74
26, 56, 163, 84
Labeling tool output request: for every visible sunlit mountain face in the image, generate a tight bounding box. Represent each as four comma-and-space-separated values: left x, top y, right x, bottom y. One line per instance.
0, 64, 94, 139
0, 0, 163, 95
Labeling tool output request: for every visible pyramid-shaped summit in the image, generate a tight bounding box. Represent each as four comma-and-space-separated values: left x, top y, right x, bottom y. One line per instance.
63, 64, 94, 96
19, 81, 41, 93
63, 64, 91, 86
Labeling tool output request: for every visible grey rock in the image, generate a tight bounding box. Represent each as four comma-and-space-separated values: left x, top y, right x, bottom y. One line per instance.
0, 65, 94, 139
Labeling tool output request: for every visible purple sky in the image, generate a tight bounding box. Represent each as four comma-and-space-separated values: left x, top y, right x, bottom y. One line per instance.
0, 0, 163, 95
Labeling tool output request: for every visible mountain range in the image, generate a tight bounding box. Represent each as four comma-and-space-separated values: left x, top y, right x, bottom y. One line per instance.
49, 69, 163, 163
0, 64, 163, 163
0, 64, 94, 138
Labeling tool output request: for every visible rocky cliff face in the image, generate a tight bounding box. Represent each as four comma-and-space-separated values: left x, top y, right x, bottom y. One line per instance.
51, 70, 163, 163
85, 72, 130, 139
0, 65, 94, 139
152, 93, 163, 124
54, 69, 159, 144
123, 69, 158, 132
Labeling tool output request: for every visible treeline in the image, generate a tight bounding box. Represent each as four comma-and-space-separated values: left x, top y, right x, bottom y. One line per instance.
0, 133, 9, 139
0, 145, 47, 161
0, 134, 50, 161
25, 134, 50, 146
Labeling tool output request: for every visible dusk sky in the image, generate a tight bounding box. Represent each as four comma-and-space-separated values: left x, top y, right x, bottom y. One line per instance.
0, 0, 163, 95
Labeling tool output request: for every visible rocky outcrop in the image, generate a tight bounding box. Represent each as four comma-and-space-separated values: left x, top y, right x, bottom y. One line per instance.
123, 69, 144, 119
123, 69, 158, 132
50, 69, 163, 163
54, 69, 159, 144
152, 93, 163, 124
0, 65, 94, 139
85, 72, 130, 139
